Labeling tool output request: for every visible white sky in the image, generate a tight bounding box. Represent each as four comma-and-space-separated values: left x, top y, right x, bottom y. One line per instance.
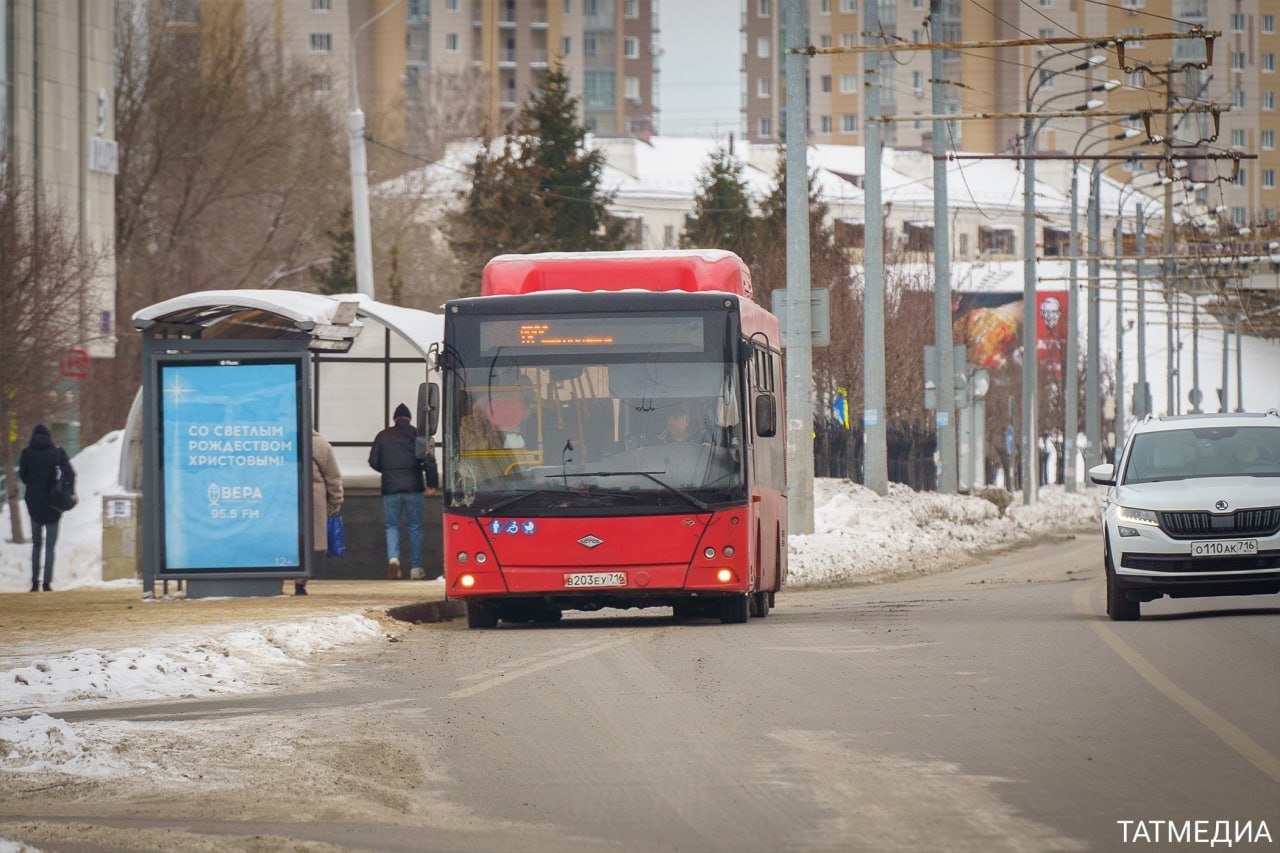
658, 0, 742, 139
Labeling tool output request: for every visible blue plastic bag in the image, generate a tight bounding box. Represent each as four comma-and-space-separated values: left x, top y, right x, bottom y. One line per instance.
326, 515, 346, 558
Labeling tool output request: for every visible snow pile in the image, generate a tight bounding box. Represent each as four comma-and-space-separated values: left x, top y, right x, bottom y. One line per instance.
0, 430, 129, 592
0, 613, 384, 714
787, 479, 1099, 587
0, 713, 130, 778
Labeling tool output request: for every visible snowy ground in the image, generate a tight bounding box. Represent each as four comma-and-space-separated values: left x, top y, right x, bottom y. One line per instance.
793, 479, 1099, 587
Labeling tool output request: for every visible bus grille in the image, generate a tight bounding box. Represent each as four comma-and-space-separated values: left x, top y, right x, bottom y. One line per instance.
1157, 508, 1280, 540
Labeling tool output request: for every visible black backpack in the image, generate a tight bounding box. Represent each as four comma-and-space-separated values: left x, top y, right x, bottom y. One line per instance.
48, 452, 77, 512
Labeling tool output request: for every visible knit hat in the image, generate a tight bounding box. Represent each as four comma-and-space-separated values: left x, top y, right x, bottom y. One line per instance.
393, 403, 412, 421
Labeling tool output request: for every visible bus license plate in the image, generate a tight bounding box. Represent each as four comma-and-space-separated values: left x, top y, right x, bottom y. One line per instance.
564, 572, 627, 588
1191, 539, 1257, 557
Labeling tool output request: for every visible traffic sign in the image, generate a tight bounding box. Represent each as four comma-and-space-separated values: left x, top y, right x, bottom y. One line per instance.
59, 349, 89, 379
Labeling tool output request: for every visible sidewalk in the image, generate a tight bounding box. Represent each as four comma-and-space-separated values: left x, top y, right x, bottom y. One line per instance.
0, 580, 454, 663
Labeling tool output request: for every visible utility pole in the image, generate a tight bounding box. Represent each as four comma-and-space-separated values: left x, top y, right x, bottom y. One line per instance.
1163, 61, 1176, 417
1220, 309, 1230, 411
1086, 161, 1102, 468
1191, 302, 1201, 413
862, 0, 888, 495
1065, 165, 1079, 491
783, 0, 815, 533
931, 0, 956, 494
1020, 115, 1037, 503
1115, 213, 1126, 450
1135, 204, 1147, 419
1235, 319, 1244, 412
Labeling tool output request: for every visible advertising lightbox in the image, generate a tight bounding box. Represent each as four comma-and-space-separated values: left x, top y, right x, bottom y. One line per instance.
156, 357, 308, 576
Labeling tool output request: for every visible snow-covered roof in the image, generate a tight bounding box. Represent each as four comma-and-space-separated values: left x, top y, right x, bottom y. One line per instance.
346, 295, 443, 358
132, 289, 359, 330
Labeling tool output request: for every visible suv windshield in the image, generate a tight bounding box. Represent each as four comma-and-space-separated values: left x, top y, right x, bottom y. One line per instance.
1122, 426, 1280, 484
444, 360, 746, 513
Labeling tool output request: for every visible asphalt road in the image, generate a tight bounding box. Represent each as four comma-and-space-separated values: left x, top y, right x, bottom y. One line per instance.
3, 532, 1278, 852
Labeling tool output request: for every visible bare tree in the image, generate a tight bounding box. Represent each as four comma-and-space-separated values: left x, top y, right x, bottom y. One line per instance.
84, 1, 347, 439
0, 162, 102, 544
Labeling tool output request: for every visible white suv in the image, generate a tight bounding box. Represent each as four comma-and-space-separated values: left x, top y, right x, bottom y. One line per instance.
1089, 411, 1280, 621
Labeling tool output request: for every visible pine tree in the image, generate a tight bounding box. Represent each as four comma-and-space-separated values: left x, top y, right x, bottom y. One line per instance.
312, 205, 356, 294
447, 62, 627, 296
680, 146, 754, 256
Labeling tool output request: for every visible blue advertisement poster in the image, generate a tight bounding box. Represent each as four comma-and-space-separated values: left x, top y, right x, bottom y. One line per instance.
160, 361, 303, 571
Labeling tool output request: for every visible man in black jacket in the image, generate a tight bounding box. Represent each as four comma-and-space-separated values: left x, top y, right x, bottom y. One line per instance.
18, 424, 75, 592
369, 403, 439, 580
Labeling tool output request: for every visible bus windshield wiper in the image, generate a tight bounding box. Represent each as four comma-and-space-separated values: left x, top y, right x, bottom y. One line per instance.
479, 488, 571, 515
559, 470, 710, 512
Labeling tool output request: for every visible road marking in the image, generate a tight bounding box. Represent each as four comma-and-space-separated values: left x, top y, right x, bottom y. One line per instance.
456, 637, 604, 682
762, 643, 938, 655
1074, 585, 1280, 783
446, 635, 637, 699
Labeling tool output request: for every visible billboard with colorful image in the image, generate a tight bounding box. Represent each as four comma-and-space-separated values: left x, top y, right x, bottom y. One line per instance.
952, 291, 1068, 376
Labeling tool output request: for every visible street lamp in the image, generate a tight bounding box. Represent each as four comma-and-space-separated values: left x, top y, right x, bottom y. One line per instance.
348, 0, 405, 298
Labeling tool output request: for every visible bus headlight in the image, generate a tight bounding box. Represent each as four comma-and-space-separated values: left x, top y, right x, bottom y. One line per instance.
704, 547, 716, 559
456, 552, 469, 563
722, 546, 735, 558
460, 574, 476, 588
716, 569, 733, 583
475, 552, 487, 564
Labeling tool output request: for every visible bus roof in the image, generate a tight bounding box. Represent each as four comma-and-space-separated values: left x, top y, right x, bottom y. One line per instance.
481, 250, 753, 299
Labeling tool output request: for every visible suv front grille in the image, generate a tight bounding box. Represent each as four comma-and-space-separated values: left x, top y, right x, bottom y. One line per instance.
1157, 508, 1280, 540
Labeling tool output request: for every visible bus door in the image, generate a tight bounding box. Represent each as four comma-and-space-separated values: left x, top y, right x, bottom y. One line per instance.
746, 341, 783, 593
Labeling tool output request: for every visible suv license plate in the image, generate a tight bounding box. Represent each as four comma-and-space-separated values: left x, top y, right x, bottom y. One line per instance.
564, 572, 627, 588
1191, 539, 1258, 557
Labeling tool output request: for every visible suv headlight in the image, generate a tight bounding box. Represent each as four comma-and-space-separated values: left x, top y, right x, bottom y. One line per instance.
1117, 506, 1159, 527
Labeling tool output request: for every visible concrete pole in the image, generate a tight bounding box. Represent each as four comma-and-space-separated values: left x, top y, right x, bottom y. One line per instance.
1021, 116, 1038, 503
1166, 274, 1176, 415
1191, 302, 1201, 413
783, 0, 814, 533
931, 0, 956, 494
1235, 319, 1244, 412
349, 108, 375, 297
1135, 204, 1147, 419
862, 0, 888, 495
1086, 161, 1101, 468
1114, 213, 1125, 450
1220, 310, 1230, 412
1064, 165, 1079, 492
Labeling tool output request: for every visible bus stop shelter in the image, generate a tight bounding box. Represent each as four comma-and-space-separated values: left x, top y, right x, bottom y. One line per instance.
124, 290, 443, 593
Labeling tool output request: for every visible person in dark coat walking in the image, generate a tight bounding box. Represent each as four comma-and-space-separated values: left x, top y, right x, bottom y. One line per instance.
18, 424, 75, 592
369, 403, 438, 580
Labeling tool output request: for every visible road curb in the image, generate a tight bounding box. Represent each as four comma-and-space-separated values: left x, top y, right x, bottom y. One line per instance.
387, 598, 466, 624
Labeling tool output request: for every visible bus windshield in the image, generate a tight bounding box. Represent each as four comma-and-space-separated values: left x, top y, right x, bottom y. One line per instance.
444, 359, 747, 514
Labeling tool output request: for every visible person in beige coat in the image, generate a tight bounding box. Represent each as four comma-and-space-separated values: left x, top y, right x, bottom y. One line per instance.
298, 430, 344, 595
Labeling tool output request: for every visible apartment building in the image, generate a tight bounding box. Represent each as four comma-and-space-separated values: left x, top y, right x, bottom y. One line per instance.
741, 0, 1276, 226
278, 0, 659, 148
1, 0, 117, 361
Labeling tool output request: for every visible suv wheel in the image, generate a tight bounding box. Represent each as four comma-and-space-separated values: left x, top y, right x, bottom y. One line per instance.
1105, 538, 1140, 622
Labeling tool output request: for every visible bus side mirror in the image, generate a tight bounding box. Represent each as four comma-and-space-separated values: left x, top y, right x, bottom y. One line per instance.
418, 381, 440, 442
754, 394, 777, 438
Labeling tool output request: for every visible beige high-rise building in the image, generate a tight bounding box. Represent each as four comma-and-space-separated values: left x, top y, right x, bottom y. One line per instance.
1, 0, 117, 362
274, 0, 660, 150
741, 0, 1274, 224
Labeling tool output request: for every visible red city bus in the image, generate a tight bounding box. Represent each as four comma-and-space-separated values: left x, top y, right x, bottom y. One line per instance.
426, 250, 787, 628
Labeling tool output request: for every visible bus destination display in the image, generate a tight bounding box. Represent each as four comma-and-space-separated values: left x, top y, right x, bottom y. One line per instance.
480, 316, 704, 355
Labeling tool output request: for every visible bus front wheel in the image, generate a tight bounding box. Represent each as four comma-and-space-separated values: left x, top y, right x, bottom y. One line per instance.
466, 600, 498, 629
720, 594, 749, 624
